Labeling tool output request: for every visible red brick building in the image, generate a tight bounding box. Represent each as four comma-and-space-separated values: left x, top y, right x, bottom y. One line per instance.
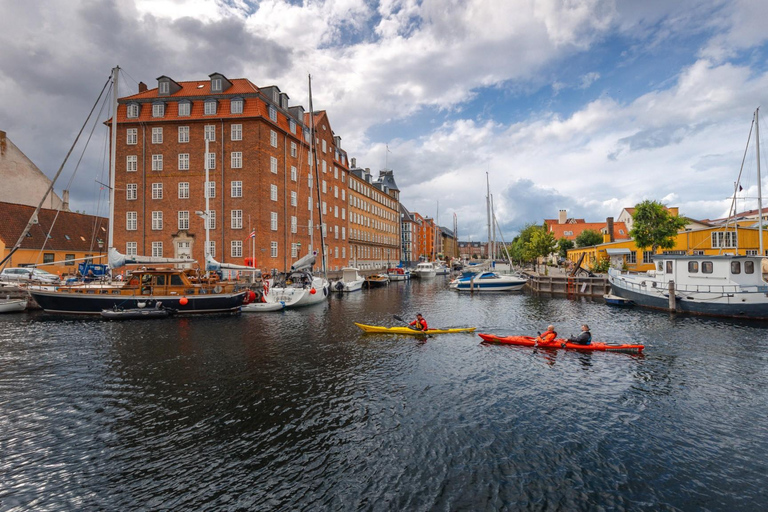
111, 72, 349, 273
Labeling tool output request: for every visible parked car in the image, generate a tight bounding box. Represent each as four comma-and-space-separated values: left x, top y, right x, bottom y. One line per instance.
0, 267, 60, 284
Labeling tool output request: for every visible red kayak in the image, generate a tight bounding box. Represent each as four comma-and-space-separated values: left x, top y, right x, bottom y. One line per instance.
478, 334, 644, 354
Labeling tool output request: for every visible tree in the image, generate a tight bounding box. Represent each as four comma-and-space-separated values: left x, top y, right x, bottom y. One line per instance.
575, 229, 603, 248
557, 237, 574, 259
630, 200, 687, 252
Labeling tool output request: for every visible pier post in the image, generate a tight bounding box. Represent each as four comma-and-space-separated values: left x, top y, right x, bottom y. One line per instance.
668, 280, 676, 311
470, 275, 475, 293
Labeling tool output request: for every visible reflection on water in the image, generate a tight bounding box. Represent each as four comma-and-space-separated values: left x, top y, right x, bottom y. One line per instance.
1, 279, 767, 510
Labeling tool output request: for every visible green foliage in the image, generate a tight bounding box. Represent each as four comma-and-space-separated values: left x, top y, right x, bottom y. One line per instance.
630, 200, 687, 252
575, 229, 603, 248
508, 223, 556, 267
557, 237, 574, 259
591, 258, 610, 274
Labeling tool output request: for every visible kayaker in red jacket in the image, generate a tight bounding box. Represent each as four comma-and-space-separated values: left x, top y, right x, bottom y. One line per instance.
536, 325, 557, 345
410, 313, 428, 331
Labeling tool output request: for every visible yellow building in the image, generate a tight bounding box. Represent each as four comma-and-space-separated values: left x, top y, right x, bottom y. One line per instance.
568, 226, 768, 272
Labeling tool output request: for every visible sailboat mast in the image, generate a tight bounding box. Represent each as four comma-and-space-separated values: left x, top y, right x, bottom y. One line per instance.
108, 66, 119, 254
486, 173, 491, 261
309, 74, 328, 279
204, 138, 211, 260
756, 107, 764, 255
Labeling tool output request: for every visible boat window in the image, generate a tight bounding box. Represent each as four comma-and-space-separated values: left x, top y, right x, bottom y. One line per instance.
702, 261, 713, 274
155, 275, 166, 286
657, 262, 663, 271
171, 275, 184, 286
731, 261, 741, 274
745, 261, 755, 274
665, 261, 673, 274
688, 261, 698, 273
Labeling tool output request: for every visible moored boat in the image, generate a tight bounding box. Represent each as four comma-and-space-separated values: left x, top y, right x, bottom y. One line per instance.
603, 293, 634, 307
387, 267, 410, 281
333, 267, 365, 292
0, 298, 27, 313
365, 274, 390, 287
266, 252, 330, 308
412, 262, 437, 278
478, 333, 644, 353
101, 302, 176, 320
450, 271, 527, 291
355, 323, 477, 335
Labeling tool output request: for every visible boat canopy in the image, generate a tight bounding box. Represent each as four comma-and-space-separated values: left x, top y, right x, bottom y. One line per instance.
108, 247, 194, 270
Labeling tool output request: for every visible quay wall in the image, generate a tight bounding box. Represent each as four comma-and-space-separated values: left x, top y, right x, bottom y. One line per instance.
524, 272, 610, 298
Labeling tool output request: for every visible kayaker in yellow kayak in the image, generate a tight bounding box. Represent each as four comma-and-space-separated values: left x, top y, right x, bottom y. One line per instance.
409, 313, 428, 331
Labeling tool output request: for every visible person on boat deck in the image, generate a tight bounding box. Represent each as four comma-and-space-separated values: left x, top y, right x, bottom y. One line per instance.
568, 324, 592, 345
410, 313, 428, 331
537, 325, 557, 344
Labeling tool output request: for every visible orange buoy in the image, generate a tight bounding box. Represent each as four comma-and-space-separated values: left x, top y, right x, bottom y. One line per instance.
179, 297, 189, 305
310, 288, 316, 294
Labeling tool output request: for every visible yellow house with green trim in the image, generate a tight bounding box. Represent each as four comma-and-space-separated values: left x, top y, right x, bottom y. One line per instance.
568, 226, 768, 272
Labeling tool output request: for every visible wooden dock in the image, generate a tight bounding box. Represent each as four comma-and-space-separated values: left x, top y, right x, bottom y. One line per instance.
524, 272, 610, 298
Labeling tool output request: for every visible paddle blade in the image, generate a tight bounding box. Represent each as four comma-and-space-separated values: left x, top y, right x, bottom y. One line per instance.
393, 314, 405, 323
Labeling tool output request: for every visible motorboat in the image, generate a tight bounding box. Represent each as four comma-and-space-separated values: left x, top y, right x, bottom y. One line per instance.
0, 297, 27, 313
265, 252, 330, 308
333, 267, 365, 292
387, 267, 410, 281
449, 271, 527, 291
412, 262, 437, 278
365, 274, 390, 287
608, 254, 768, 319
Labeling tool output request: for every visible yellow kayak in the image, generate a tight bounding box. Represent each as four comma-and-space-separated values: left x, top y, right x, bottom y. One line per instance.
355, 323, 477, 335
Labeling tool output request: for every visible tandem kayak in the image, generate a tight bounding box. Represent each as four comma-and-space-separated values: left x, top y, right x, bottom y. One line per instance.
355, 323, 477, 335
478, 334, 644, 354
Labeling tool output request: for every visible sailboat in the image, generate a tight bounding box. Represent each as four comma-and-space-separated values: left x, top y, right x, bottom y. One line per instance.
608, 107, 768, 320
28, 67, 247, 315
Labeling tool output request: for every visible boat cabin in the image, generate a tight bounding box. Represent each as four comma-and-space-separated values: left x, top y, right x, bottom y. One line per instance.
649, 255, 768, 290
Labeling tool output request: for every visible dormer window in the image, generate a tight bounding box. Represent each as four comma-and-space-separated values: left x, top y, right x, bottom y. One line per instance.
230, 98, 243, 114
211, 78, 222, 92
269, 105, 277, 122
126, 103, 139, 118
178, 101, 191, 117
204, 99, 217, 115
159, 81, 170, 95
152, 102, 165, 118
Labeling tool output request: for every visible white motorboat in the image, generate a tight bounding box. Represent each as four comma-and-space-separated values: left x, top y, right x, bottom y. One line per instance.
387, 267, 410, 281
333, 267, 365, 292
449, 271, 527, 291
412, 262, 437, 278
266, 253, 330, 308
0, 298, 27, 313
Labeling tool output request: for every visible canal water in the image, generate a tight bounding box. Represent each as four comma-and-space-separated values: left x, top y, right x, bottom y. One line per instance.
1, 277, 767, 510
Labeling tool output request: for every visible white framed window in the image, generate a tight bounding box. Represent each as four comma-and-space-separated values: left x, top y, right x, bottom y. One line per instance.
178, 126, 189, 143
126, 242, 137, 256
271, 184, 278, 201
322, 139, 327, 153
231, 124, 242, 141
204, 125, 216, 141
159, 82, 169, 95
270, 130, 278, 148
126, 155, 137, 172
642, 251, 655, 264
206, 240, 216, 257
126, 183, 137, 201
269, 105, 277, 122
271, 241, 278, 258
231, 152, 242, 169
291, 216, 297, 233
290, 191, 297, 206
178, 102, 190, 117
206, 211, 216, 230
271, 212, 278, 231
334, 205, 338, 218
178, 153, 189, 171
322, 160, 327, 173
178, 182, 189, 199
231, 181, 242, 198
289, 119, 296, 134
341, 189, 345, 201
270, 156, 278, 174
308, 196, 312, 211
334, 166, 338, 179
231, 99, 243, 114
204, 100, 217, 115
127, 128, 137, 145
151, 211, 163, 230
178, 211, 189, 230
126, 212, 137, 231
342, 227, 346, 240
334, 185, 338, 198
342, 208, 345, 220
126, 104, 139, 118
322, 180, 327, 193
322, 201, 327, 215
712, 231, 737, 248
205, 181, 216, 199
334, 226, 339, 239
291, 243, 298, 258
290, 142, 297, 157
152, 103, 165, 117
308, 174, 313, 189
207, 152, 216, 170
151, 183, 163, 199
291, 166, 297, 182
231, 240, 243, 258
151, 154, 163, 171
231, 210, 243, 229
152, 241, 163, 257
211, 78, 222, 92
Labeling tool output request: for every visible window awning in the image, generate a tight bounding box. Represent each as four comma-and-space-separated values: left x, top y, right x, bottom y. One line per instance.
606, 248, 631, 255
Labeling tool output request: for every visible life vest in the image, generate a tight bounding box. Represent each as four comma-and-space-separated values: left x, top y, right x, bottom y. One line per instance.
410, 318, 428, 331
539, 331, 557, 344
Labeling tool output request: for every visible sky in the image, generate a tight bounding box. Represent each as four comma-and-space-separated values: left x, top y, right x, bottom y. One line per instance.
1, 0, 767, 241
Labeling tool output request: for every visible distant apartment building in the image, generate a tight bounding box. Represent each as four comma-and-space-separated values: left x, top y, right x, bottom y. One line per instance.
399, 204, 418, 266
110, 73, 349, 273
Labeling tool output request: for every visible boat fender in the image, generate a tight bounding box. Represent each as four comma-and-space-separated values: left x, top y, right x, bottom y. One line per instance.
335, 281, 344, 291
213, 285, 223, 294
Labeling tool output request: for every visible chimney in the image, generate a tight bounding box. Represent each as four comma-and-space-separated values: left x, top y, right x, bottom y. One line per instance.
558, 209, 567, 224
63, 190, 70, 212
351, 157, 357, 168
607, 217, 614, 242
138, 82, 147, 93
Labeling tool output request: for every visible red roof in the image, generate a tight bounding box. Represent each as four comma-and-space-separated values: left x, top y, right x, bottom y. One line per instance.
546, 220, 629, 241
0, 201, 108, 252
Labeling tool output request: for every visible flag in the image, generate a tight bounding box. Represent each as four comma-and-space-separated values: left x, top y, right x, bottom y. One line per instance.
244, 229, 256, 241
739, 185, 743, 192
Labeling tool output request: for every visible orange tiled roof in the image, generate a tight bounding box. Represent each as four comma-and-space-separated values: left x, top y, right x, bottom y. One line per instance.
0, 201, 108, 252
547, 221, 629, 241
